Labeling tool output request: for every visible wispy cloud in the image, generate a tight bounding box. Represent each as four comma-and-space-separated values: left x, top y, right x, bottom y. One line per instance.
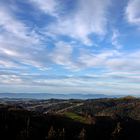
106, 50, 140, 72
29, 0, 59, 17
47, 0, 111, 45
0, 72, 140, 95
111, 29, 122, 49
0, 3, 48, 70
49, 41, 73, 66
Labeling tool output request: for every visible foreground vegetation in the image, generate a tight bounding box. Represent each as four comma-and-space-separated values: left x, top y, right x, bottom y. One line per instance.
0, 97, 140, 140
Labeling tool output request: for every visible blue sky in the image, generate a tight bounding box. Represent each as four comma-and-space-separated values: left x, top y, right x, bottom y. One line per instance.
0, 0, 140, 95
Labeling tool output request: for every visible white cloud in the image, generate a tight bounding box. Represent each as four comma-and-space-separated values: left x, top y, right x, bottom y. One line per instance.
0, 58, 20, 68
47, 0, 111, 45
75, 49, 140, 73
125, 0, 140, 26
0, 74, 23, 85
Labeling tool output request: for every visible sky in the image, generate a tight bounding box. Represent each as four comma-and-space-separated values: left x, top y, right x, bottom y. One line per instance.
0, 0, 140, 95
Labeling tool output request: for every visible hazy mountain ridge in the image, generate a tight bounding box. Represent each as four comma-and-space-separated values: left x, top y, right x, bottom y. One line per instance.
0, 93, 125, 99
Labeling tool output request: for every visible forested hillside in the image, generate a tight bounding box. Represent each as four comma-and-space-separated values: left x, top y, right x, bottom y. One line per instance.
0, 97, 140, 140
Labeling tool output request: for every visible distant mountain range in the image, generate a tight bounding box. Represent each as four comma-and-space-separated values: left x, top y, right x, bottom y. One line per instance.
0, 93, 125, 99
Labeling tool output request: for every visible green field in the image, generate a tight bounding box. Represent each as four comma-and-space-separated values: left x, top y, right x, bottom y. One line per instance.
64, 112, 87, 123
